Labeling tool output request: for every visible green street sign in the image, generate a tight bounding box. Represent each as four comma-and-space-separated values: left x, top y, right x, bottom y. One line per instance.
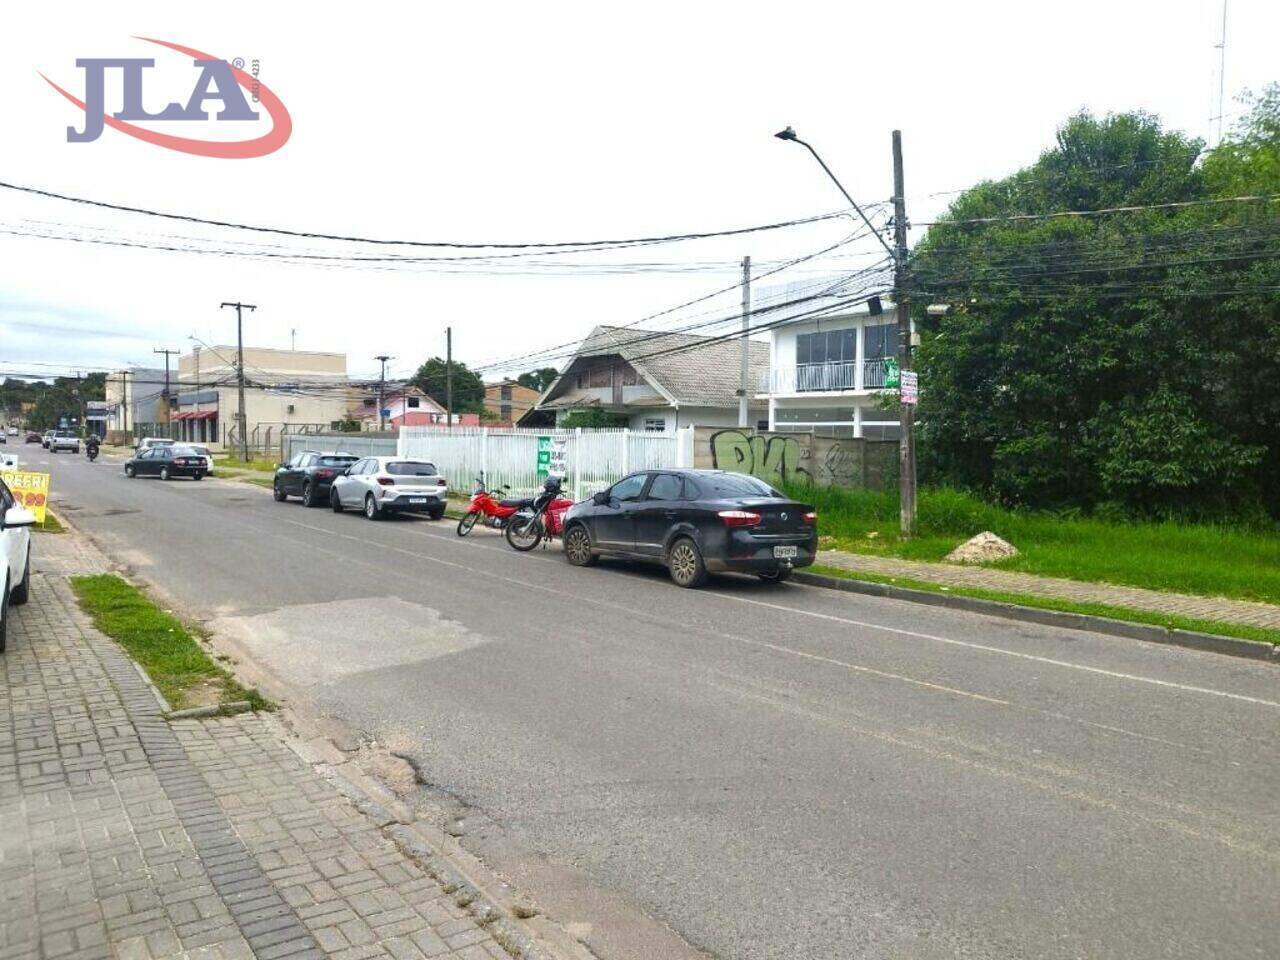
536, 435, 551, 480
883, 357, 900, 389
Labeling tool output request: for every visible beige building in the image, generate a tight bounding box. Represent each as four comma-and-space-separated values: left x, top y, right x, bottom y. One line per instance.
172, 346, 351, 449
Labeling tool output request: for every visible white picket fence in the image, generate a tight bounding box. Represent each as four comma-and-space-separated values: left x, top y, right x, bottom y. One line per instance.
399, 426, 695, 500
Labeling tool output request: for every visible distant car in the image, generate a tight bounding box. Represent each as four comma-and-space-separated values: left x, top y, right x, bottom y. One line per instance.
24, 432, 41, 444
188, 444, 215, 474
0, 432, 6, 444
273, 451, 359, 507
5, 427, 15, 436
561, 469, 818, 588
41, 432, 54, 449
0, 475, 34, 653
329, 457, 448, 520
123, 443, 208, 481
48, 431, 80, 454
135, 437, 176, 454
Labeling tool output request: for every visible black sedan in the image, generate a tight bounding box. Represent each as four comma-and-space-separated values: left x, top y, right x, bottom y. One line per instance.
561, 469, 817, 588
273, 450, 358, 507
124, 444, 209, 480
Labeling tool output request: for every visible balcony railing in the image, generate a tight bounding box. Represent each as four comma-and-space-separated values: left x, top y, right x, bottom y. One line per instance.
760, 358, 894, 393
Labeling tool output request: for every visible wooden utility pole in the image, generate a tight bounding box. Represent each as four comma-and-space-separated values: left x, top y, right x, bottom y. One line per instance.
892, 130, 916, 537
738, 255, 752, 428
220, 301, 256, 460
374, 355, 392, 431
153, 348, 178, 427
445, 327, 453, 431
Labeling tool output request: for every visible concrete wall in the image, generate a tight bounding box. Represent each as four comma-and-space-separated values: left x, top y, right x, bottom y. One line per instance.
691, 426, 896, 489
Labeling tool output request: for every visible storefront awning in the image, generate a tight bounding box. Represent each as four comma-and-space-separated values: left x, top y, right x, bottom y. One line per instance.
172, 410, 217, 421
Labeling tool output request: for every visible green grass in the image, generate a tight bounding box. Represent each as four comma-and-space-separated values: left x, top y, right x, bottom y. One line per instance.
809, 563, 1280, 647
34, 510, 64, 533
240, 475, 276, 489
214, 455, 278, 473
70, 575, 270, 711
788, 483, 1280, 606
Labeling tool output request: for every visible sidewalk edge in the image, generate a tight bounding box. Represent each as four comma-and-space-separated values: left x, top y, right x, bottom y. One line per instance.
793, 570, 1280, 663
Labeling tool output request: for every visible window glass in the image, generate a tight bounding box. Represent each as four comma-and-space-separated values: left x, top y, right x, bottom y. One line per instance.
608, 473, 647, 502
646, 474, 683, 501
588, 366, 610, 388
387, 461, 437, 476
699, 473, 780, 498
319, 456, 357, 468
864, 323, 896, 359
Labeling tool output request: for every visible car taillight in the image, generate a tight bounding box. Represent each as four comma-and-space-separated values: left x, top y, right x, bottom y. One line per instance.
376, 477, 394, 486
175, 458, 189, 465
718, 510, 761, 527
436, 478, 446, 486
316, 469, 333, 478
803, 511, 817, 524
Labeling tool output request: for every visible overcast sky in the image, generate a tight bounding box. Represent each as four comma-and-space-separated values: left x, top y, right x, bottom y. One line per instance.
2, 1, 1276, 384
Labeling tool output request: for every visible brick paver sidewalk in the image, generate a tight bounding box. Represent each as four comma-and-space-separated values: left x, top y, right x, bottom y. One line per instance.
0, 544, 517, 960
815, 550, 1280, 629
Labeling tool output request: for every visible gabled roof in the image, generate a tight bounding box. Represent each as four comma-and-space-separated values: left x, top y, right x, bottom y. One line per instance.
542, 325, 769, 409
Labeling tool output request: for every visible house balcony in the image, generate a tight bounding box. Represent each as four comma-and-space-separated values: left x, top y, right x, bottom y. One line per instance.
760, 359, 894, 396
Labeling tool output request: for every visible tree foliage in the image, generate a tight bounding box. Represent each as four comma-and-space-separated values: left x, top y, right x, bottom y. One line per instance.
911, 93, 1280, 518
409, 357, 485, 413
2, 375, 105, 431
516, 367, 558, 392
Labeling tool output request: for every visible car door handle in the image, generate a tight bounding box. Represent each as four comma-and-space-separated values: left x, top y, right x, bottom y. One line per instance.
663, 510, 678, 519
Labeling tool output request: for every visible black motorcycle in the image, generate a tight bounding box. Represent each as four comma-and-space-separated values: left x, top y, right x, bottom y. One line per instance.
85, 439, 100, 462
504, 476, 566, 552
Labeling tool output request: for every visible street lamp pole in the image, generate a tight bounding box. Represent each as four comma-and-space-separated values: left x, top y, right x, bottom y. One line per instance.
774, 126, 916, 536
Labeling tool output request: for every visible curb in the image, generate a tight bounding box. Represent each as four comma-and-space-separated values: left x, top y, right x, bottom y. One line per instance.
165, 700, 255, 720
793, 570, 1280, 664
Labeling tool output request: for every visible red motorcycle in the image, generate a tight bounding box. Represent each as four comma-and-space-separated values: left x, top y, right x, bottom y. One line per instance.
456, 474, 523, 537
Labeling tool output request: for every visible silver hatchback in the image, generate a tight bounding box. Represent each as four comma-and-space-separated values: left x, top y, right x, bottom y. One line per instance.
329, 457, 448, 520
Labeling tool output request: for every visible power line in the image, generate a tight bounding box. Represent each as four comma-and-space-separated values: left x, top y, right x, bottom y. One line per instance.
913, 193, 1280, 227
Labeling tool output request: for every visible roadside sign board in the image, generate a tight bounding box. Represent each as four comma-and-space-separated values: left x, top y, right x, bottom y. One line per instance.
883, 357, 900, 389
548, 437, 568, 478
0, 469, 51, 525
536, 435, 551, 481
900, 369, 919, 405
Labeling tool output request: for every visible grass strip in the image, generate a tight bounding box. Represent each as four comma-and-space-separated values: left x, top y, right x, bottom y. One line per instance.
69, 574, 270, 711
809, 563, 1280, 647
35, 511, 64, 533
214, 456, 278, 473
240, 475, 276, 488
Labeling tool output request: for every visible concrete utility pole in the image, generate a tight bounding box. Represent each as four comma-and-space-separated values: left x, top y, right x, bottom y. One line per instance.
374, 355, 392, 431
738, 255, 752, 428
121, 371, 128, 434
220, 301, 257, 461
445, 327, 453, 431
153, 348, 178, 426
892, 130, 916, 538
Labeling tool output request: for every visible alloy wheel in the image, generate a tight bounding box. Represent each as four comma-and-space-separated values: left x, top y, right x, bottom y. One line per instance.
564, 526, 594, 566
668, 539, 704, 588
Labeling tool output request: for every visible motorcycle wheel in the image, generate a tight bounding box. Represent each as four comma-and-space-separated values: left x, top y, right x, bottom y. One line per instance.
456, 511, 479, 537
505, 513, 544, 552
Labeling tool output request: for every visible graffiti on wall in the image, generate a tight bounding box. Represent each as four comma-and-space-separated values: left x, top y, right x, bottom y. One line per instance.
707, 429, 810, 484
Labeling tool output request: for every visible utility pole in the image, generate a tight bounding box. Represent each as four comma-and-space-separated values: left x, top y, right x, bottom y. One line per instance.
445, 327, 453, 431
374, 355, 392, 431
220, 301, 257, 460
153, 348, 178, 427
892, 130, 916, 538
192, 346, 202, 441
121, 370, 129, 434
738, 255, 752, 428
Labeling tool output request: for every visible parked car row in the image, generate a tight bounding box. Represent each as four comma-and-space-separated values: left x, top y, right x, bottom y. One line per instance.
272, 452, 449, 520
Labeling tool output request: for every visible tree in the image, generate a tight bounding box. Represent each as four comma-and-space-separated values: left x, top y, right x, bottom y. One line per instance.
409, 357, 485, 413
516, 367, 559, 392
911, 104, 1280, 517
558, 408, 627, 429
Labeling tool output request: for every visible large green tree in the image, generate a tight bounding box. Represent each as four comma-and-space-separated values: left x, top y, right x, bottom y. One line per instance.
516, 367, 559, 392
911, 95, 1280, 517
409, 357, 485, 413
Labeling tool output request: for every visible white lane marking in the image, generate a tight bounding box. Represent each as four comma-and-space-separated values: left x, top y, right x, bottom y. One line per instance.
719, 595, 1280, 708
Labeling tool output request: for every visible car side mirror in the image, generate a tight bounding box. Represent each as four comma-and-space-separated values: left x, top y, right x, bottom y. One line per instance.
592, 491, 609, 506
3, 505, 35, 530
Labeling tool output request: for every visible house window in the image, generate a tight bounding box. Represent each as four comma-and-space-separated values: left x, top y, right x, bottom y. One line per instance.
407, 397, 420, 408
756, 420, 770, 432
864, 323, 897, 359
588, 366, 611, 388
500, 404, 511, 420
621, 366, 639, 386
500, 385, 512, 401
796, 328, 856, 366
643, 417, 666, 432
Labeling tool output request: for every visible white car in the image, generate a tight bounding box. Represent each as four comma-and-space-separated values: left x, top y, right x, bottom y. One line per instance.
0, 475, 34, 653
41, 432, 54, 449
136, 437, 176, 455
330, 457, 448, 520
49, 431, 80, 454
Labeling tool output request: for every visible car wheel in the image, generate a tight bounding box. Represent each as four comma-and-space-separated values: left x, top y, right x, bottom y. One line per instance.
667, 537, 707, 588
160, 466, 171, 481
10, 545, 30, 606
0, 575, 9, 654
428, 507, 445, 521
302, 482, 317, 507
563, 524, 597, 567
757, 567, 793, 584
331, 489, 344, 513
124, 464, 135, 478
364, 494, 381, 520
273, 481, 287, 502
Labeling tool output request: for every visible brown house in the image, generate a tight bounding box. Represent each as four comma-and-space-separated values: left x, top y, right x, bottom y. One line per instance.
483, 380, 541, 425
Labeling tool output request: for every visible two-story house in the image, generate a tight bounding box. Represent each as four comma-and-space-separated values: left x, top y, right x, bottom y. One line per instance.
758, 300, 903, 439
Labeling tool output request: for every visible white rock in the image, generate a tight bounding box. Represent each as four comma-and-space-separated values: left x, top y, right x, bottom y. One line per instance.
945, 531, 1019, 564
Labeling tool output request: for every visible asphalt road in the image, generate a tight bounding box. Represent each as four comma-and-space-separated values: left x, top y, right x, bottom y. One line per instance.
34, 450, 1280, 960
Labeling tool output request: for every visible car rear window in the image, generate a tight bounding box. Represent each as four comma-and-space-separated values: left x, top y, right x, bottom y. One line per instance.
319, 456, 358, 467
698, 474, 781, 498
386, 461, 438, 476
171, 446, 200, 456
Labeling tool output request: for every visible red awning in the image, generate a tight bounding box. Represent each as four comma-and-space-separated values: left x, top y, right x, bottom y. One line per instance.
173, 410, 216, 421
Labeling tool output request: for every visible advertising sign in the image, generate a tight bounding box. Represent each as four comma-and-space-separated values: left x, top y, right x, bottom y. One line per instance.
900, 370, 919, 405
1, 470, 51, 525
548, 437, 568, 478
536, 435, 551, 481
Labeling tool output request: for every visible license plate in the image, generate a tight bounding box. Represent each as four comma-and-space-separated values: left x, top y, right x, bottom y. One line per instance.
773, 545, 799, 559
408, 498, 428, 505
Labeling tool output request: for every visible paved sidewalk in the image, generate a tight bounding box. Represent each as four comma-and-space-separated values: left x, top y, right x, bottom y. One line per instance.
0, 542, 516, 960
816, 549, 1280, 629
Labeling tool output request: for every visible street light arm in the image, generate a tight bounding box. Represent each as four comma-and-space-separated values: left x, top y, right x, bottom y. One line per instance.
787, 136, 898, 262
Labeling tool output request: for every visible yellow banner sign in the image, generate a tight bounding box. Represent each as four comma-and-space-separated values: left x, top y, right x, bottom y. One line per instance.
1, 470, 51, 524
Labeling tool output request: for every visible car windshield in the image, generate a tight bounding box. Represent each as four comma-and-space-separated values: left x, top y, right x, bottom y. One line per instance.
319, 456, 357, 467
697, 474, 782, 499
386, 461, 437, 476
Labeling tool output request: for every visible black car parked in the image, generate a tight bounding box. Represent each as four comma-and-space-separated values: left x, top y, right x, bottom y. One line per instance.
124, 444, 209, 481
561, 469, 817, 588
273, 451, 358, 507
